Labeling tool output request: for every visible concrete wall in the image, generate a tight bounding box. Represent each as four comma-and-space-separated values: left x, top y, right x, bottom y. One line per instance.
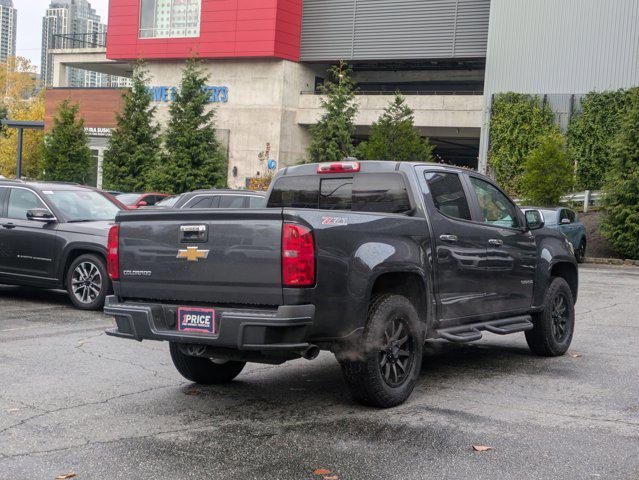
147, 59, 319, 188
297, 94, 483, 129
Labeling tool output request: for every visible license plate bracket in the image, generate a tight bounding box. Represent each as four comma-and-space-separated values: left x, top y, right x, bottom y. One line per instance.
177, 307, 216, 334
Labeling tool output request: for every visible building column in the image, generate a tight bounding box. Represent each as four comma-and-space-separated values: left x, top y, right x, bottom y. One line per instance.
52, 57, 69, 87
96, 148, 105, 189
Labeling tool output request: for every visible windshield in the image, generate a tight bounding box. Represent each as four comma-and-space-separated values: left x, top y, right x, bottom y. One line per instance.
539, 209, 558, 225
155, 195, 180, 207
44, 190, 121, 222
115, 193, 142, 204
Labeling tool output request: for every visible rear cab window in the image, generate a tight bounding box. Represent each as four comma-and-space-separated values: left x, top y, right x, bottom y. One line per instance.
268, 173, 411, 214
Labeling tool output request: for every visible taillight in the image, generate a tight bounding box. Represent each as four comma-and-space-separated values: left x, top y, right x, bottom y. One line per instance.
107, 225, 119, 280
282, 223, 315, 287
317, 161, 360, 174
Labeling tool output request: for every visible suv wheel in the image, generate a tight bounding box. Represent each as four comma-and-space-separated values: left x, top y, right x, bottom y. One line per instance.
525, 277, 575, 356
339, 294, 423, 408
575, 239, 586, 263
66, 254, 110, 311
169, 343, 246, 384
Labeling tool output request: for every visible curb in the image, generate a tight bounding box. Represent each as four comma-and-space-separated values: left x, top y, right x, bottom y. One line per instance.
584, 257, 639, 266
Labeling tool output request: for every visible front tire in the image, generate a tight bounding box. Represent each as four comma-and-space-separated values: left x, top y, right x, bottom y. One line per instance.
66, 254, 110, 311
525, 277, 575, 356
339, 294, 423, 408
169, 343, 246, 384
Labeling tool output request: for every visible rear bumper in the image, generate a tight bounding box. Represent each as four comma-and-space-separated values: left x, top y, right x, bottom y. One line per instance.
104, 296, 315, 353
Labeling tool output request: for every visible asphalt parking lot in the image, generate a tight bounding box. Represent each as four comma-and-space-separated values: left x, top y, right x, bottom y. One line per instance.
0, 264, 638, 480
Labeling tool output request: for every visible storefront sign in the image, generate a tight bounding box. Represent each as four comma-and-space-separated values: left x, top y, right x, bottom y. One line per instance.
84, 127, 113, 137
149, 86, 229, 103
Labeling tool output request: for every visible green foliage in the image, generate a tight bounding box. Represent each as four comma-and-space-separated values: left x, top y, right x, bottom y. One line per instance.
307, 61, 358, 163
356, 93, 433, 162
567, 90, 633, 191
520, 132, 573, 207
41, 100, 92, 183
147, 58, 227, 194
103, 62, 160, 192
0, 105, 7, 137
600, 88, 639, 260
489, 93, 558, 195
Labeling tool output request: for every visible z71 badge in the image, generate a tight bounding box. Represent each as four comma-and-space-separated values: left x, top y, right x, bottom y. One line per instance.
321, 216, 347, 226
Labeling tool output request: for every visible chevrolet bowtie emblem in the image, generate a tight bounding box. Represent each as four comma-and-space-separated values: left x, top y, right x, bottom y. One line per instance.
177, 246, 210, 262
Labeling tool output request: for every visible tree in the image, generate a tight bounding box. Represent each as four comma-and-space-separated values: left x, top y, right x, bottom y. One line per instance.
519, 132, 573, 207
103, 62, 160, 191
0, 56, 43, 178
600, 88, 639, 260
489, 93, 558, 195
41, 100, 92, 183
147, 58, 227, 194
307, 61, 358, 163
356, 93, 433, 161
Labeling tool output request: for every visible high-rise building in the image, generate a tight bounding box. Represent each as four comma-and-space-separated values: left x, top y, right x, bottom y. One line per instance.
0, 0, 17, 62
41, 0, 127, 88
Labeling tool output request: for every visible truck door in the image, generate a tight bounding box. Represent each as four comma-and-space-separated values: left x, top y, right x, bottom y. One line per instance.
465, 175, 537, 314
420, 169, 488, 322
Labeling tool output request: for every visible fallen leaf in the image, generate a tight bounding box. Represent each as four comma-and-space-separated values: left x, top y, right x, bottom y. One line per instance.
570, 352, 582, 358
7, 408, 20, 413
313, 469, 331, 475
55, 473, 77, 479
184, 389, 200, 396
324, 476, 339, 480
472, 445, 493, 452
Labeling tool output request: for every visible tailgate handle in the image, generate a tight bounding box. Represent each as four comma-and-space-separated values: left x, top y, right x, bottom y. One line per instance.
180, 225, 208, 243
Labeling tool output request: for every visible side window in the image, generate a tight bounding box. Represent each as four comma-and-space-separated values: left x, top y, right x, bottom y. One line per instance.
424, 172, 472, 221
7, 189, 47, 220
469, 177, 520, 229
568, 210, 576, 223
249, 196, 266, 208
352, 174, 411, 213
219, 195, 247, 208
144, 195, 159, 206
187, 196, 213, 209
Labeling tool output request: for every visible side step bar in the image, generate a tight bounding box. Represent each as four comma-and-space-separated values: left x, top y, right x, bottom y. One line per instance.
436, 315, 533, 343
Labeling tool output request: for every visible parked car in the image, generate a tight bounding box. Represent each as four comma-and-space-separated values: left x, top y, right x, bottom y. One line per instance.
171, 189, 266, 209
523, 207, 586, 263
115, 192, 170, 209
105, 161, 578, 408
0, 179, 124, 310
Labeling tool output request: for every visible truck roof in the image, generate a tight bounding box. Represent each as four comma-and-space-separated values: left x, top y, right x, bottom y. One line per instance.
279, 160, 481, 178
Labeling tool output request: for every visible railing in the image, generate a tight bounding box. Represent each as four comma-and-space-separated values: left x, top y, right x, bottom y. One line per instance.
301, 90, 484, 96
51, 32, 107, 50
514, 190, 602, 212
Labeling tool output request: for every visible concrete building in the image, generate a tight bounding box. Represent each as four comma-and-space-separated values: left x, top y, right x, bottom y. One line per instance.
45, 0, 639, 188
0, 0, 16, 62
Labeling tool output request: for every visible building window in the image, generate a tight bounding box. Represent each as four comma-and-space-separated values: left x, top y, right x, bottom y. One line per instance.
139, 0, 201, 39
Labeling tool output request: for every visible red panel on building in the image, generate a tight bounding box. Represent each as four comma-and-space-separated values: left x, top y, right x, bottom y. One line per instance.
106, 0, 303, 62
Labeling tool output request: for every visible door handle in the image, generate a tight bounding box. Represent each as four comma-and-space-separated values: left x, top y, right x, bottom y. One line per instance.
440, 234, 458, 243
1, 223, 16, 229
488, 239, 503, 247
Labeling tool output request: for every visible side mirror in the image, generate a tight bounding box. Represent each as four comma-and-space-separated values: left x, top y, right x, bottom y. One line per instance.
525, 210, 545, 230
560, 218, 571, 225
137, 201, 148, 207
27, 208, 57, 223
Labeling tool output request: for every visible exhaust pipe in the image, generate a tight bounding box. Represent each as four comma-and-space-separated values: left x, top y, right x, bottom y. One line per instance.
302, 345, 320, 360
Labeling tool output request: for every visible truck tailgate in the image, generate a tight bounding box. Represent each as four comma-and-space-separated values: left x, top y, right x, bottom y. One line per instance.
115, 209, 283, 305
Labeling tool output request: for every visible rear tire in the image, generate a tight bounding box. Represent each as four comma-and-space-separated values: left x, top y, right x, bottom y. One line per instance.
169, 343, 246, 384
575, 239, 586, 263
525, 277, 575, 356
66, 254, 110, 311
339, 294, 423, 408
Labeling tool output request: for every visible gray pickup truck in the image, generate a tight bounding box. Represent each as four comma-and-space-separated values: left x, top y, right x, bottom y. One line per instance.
105, 161, 578, 407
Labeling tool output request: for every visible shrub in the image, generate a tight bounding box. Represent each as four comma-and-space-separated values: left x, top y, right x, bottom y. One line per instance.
520, 132, 573, 207
600, 88, 639, 260
489, 93, 558, 196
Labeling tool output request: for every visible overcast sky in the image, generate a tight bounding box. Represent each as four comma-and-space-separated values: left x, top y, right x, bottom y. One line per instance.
15, 0, 110, 71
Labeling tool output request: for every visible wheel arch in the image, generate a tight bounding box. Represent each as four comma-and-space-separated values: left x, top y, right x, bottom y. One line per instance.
549, 261, 578, 303
60, 245, 107, 284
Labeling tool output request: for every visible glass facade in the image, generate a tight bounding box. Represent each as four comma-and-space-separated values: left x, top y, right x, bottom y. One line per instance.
139, 0, 201, 39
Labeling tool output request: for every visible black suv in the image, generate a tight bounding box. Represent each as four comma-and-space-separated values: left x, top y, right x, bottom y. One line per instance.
0, 180, 123, 310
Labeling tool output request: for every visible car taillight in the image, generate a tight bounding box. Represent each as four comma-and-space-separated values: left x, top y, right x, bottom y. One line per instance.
317, 161, 360, 174
107, 225, 119, 280
282, 223, 315, 287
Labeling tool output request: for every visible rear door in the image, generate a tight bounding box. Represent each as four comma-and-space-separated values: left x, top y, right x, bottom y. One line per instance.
0, 187, 60, 279
419, 169, 488, 322
465, 175, 537, 314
